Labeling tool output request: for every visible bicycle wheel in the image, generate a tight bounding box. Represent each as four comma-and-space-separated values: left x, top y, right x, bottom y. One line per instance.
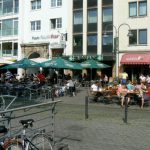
3, 139, 22, 150
30, 133, 53, 150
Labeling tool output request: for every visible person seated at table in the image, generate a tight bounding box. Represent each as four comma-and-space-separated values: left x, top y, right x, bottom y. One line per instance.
126, 80, 136, 105
143, 84, 150, 106
127, 80, 135, 91
90, 81, 103, 101
117, 84, 129, 107
135, 81, 147, 109
91, 81, 99, 93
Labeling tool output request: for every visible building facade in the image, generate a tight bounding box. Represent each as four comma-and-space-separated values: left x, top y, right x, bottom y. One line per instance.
0, 0, 69, 61
0, 0, 150, 79
68, 0, 150, 79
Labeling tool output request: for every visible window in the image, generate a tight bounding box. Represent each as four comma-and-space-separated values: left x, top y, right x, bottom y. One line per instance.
14, 0, 19, 13
31, 20, 41, 31
139, 1, 147, 16
13, 18, 18, 35
50, 18, 62, 29
13, 42, 18, 56
51, 0, 62, 7
73, 0, 83, 9
2, 42, 12, 56
102, 34, 113, 46
87, 0, 97, 7
73, 35, 82, 47
103, 7, 113, 22
3, 0, 13, 14
0, 0, 2, 15
88, 9, 97, 23
2, 18, 18, 36
73, 11, 83, 25
87, 34, 97, 55
102, 0, 113, 6
102, 33, 113, 53
57, 0, 62, 6
73, 35, 83, 55
129, 1, 147, 17
87, 35, 97, 46
2, 42, 18, 57
129, 29, 147, 45
139, 29, 147, 44
0, 0, 19, 15
129, 30, 137, 45
31, 0, 41, 10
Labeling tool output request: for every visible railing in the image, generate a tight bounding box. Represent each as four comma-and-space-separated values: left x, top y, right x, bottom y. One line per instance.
0, 100, 61, 148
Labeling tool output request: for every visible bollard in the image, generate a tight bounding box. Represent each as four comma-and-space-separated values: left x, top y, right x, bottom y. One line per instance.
124, 96, 128, 123
51, 88, 55, 101
85, 96, 89, 119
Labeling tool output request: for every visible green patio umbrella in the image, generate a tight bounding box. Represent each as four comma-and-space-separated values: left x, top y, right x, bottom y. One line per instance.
81, 59, 110, 69
2, 58, 41, 69
1, 58, 41, 76
81, 59, 110, 80
40, 57, 82, 70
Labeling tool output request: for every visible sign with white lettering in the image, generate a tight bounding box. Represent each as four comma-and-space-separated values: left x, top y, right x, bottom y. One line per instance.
31, 30, 66, 48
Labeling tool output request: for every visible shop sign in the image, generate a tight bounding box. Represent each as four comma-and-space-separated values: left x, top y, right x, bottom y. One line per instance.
126, 56, 143, 61
31, 30, 66, 48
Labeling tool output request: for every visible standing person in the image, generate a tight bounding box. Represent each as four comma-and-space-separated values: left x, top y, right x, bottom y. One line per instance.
117, 84, 129, 107
146, 75, 150, 84
139, 74, 146, 83
5, 70, 13, 80
121, 71, 128, 85
103, 74, 108, 85
66, 77, 75, 97
37, 71, 46, 86
135, 81, 147, 109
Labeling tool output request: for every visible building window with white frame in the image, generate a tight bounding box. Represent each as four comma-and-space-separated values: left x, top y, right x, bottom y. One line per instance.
2, 18, 18, 36
2, 42, 18, 57
129, 1, 147, 17
0, 0, 19, 15
31, 20, 41, 31
129, 29, 147, 45
50, 18, 62, 29
51, 0, 62, 7
31, 0, 41, 10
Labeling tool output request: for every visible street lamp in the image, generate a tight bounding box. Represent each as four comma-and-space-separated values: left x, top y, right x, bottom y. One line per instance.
103, 23, 132, 78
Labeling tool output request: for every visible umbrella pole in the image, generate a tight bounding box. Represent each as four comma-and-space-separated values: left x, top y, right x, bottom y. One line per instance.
25, 69, 27, 76
91, 68, 92, 84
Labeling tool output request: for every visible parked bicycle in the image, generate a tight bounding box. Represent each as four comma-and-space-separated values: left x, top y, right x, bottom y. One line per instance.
0, 115, 53, 150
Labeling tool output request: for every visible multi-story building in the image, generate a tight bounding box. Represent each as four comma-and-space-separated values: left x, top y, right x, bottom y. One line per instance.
68, 0, 150, 80
0, 0, 19, 61
0, 0, 149, 80
0, 0, 68, 67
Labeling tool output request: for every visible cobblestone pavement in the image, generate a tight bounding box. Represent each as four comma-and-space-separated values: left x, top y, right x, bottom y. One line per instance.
54, 88, 150, 150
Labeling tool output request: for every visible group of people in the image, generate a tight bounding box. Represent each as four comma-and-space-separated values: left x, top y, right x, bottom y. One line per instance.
90, 74, 150, 109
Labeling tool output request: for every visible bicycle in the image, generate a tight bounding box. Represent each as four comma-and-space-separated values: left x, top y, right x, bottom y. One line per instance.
0, 117, 53, 150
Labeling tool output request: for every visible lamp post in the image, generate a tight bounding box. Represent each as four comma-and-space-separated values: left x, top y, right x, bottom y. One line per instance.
104, 23, 132, 78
